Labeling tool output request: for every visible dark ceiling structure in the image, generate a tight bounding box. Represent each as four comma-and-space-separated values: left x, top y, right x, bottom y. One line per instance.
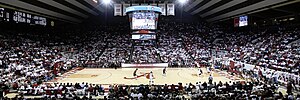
0, 0, 299, 23
185, 0, 300, 22
0, 0, 105, 23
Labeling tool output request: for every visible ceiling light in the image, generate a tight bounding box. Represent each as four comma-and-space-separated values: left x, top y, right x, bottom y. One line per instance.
178, 0, 187, 4
103, 0, 111, 4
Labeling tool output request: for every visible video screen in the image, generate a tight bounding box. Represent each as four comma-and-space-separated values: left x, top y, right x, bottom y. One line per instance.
239, 16, 248, 27
132, 34, 156, 40
131, 12, 156, 30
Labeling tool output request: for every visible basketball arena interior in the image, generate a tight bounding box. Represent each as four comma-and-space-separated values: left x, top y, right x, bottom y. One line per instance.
0, 0, 300, 99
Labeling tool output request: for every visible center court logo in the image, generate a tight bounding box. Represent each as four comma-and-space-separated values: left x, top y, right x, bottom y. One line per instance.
124, 72, 154, 79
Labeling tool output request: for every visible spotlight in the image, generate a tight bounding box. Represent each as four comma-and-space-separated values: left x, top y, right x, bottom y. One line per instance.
93, 0, 98, 3
178, 0, 187, 4
102, 0, 111, 4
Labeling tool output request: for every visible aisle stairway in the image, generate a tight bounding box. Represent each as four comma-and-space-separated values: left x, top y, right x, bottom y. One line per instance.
129, 45, 134, 63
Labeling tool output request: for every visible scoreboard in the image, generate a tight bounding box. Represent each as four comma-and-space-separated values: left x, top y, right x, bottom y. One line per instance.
0, 8, 9, 21
0, 8, 47, 26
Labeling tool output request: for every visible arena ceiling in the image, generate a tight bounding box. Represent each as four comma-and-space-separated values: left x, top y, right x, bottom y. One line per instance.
0, 0, 299, 24
0, 0, 105, 23
184, 0, 300, 22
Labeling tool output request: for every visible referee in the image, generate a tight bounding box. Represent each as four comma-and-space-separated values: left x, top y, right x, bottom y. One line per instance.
163, 67, 166, 76
133, 68, 138, 79
208, 74, 213, 84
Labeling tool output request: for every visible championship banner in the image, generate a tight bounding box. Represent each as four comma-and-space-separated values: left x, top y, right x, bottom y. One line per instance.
114, 4, 122, 16
123, 4, 130, 16
234, 17, 239, 27
167, 3, 175, 16
121, 63, 168, 68
158, 4, 166, 16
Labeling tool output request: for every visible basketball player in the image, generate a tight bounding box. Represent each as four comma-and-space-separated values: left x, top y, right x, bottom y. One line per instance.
198, 68, 203, 76
149, 71, 154, 85
133, 68, 138, 79
163, 67, 167, 76
207, 66, 211, 74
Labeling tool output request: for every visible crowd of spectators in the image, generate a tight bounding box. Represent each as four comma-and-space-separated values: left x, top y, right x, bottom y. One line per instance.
157, 29, 193, 67
132, 46, 159, 63
0, 32, 77, 98
72, 30, 107, 68
222, 26, 300, 88
1, 19, 300, 99
8, 81, 300, 100
98, 32, 131, 67
60, 81, 299, 100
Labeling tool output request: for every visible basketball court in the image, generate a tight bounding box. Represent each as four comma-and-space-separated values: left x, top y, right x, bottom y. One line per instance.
54, 67, 291, 95
56, 68, 241, 85
6, 68, 291, 98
